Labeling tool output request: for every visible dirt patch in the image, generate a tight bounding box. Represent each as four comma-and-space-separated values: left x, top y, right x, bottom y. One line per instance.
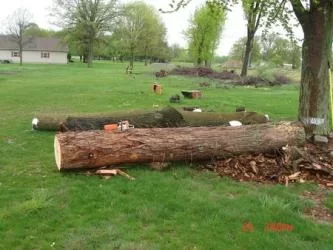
302, 190, 333, 223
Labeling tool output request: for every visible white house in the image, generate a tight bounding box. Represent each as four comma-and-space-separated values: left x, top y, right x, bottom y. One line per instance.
0, 35, 68, 64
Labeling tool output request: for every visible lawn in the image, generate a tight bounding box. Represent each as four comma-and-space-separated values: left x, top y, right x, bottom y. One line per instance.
0, 61, 332, 249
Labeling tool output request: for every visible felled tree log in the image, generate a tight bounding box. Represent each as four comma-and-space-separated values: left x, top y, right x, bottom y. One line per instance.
32, 116, 67, 131
33, 108, 268, 131
33, 107, 186, 131
54, 122, 305, 170
181, 111, 268, 126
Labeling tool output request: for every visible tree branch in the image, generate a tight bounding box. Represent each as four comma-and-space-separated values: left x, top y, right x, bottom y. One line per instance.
160, 0, 192, 13
267, 0, 287, 23
289, 0, 306, 25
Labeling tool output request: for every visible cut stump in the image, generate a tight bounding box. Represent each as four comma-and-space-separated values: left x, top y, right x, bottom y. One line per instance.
181, 90, 201, 99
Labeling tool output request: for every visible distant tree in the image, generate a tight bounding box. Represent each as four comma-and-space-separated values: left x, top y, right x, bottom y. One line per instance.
114, 1, 166, 68
113, 2, 147, 68
170, 43, 183, 59
138, 5, 168, 65
260, 32, 278, 61
239, 0, 272, 76
51, 0, 119, 68
170, 46, 191, 62
185, 3, 226, 67
150, 40, 171, 63
6, 8, 33, 66
229, 37, 261, 66
262, 35, 301, 69
23, 23, 56, 37
106, 34, 128, 61
213, 55, 229, 64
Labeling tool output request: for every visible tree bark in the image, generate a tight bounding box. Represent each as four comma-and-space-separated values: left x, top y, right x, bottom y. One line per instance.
181, 111, 268, 126
19, 44, 23, 66
54, 122, 305, 170
19, 32, 23, 66
241, 32, 254, 77
32, 109, 268, 131
130, 46, 134, 68
144, 46, 148, 66
87, 40, 93, 68
296, 2, 333, 137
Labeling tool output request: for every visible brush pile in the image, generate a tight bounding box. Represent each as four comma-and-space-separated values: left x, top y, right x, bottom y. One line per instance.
170, 67, 293, 86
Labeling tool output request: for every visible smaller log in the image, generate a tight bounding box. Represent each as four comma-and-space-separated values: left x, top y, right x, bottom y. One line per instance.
152, 83, 163, 94
181, 90, 201, 99
181, 111, 268, 126
33, 109, 269, 131
33, 107, 185, 131
236, 107, 246, 112
32, 116, 67, 131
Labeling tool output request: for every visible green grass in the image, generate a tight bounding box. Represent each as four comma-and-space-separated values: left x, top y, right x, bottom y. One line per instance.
0, 61, 332, 249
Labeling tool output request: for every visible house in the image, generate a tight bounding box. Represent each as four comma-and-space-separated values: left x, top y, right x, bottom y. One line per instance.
0, 35, 68, 64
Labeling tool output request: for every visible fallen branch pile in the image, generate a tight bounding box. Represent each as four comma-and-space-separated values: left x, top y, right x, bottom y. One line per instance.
170, 67, 292, 86
201, 143, 333, 187
170, 66, 238, 79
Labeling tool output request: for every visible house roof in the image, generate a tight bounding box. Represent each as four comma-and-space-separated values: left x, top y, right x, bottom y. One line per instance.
0, 35, 68, 52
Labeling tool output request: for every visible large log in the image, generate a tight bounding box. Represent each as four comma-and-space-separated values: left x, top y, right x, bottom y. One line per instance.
33, 108, 268, 131
54, 122, 305, 170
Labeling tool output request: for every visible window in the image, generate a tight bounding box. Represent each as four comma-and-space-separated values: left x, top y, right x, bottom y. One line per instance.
41, 52, 50, 58
11, 51, 20, 57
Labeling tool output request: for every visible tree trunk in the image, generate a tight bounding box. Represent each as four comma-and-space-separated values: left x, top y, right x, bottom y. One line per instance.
241, 32, 254, 77
298, 4, 333, 137
32, 109, 268, 131
130, 47, 134, 68
87, 40, 93, 68
144, 46, 148, 66
54, 122, 305, 170
19, 44, 23, 66
204, 60, 209, 67
197, 57, 202, 66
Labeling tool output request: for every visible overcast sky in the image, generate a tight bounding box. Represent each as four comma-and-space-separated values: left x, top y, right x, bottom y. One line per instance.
0, 0, 302, 56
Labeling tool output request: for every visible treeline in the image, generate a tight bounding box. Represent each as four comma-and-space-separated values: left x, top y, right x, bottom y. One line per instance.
229, 33, 301, 69
14, 0, 300, 70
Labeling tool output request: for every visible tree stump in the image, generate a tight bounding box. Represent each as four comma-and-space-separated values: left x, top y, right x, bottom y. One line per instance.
181, 90, 201, 99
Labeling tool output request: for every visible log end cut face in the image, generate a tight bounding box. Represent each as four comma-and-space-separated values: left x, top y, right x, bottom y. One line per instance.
54, 136, 62, 170
32, 118, 39, 130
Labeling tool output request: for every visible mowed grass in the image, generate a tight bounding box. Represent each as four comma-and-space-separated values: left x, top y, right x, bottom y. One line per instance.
0, 61, 332, 249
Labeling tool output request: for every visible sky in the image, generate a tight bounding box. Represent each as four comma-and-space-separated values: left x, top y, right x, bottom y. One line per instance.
0, 0, 302, 56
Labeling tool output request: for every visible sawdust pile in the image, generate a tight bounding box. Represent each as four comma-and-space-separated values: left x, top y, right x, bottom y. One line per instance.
201, 143, 333, 187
